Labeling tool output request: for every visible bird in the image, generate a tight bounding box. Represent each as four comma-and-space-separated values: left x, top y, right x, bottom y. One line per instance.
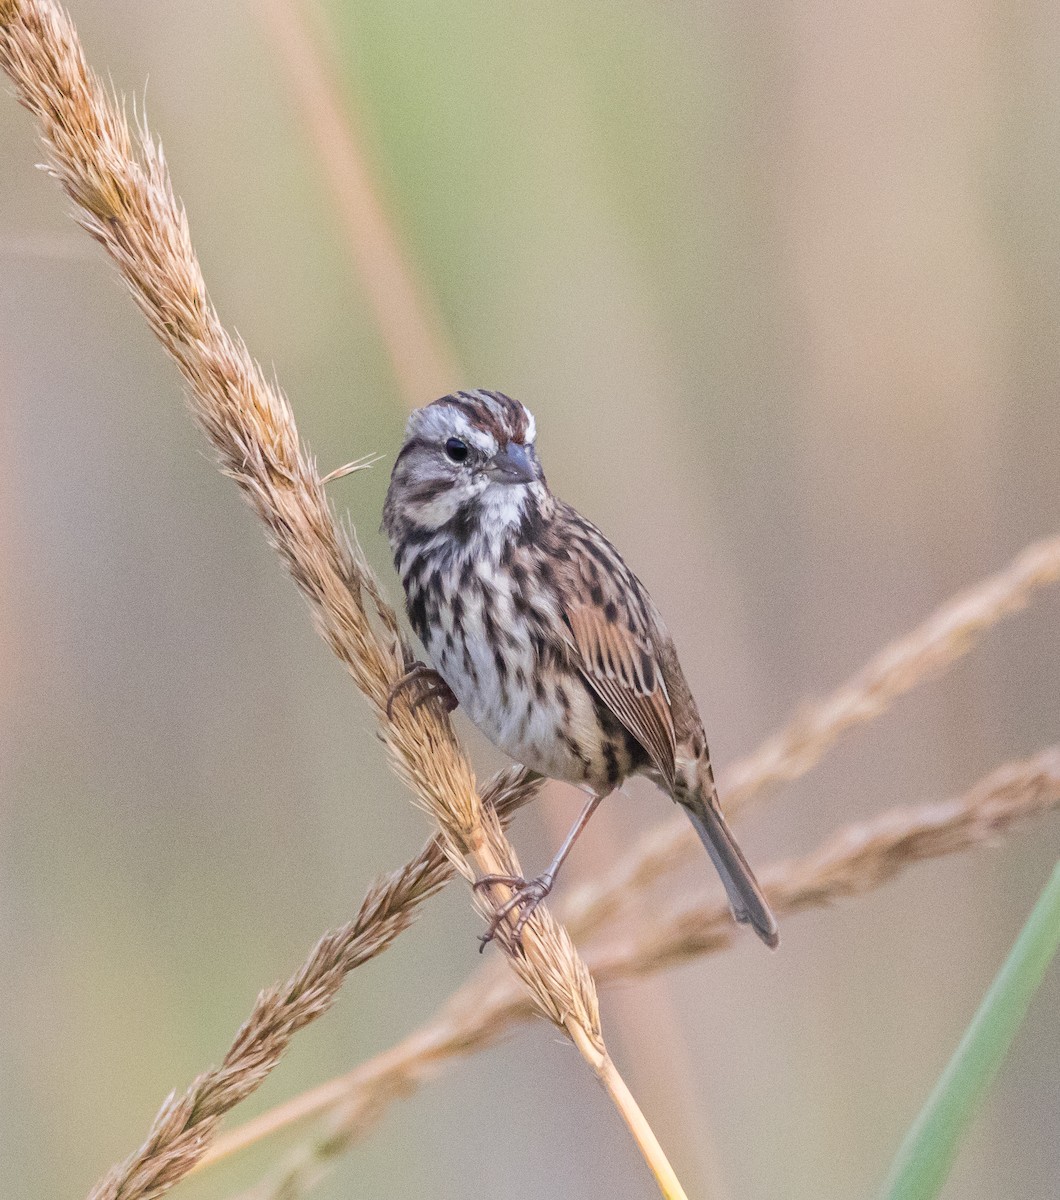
382, 389, 778, 949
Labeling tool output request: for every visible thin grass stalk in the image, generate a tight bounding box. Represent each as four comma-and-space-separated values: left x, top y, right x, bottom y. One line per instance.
216, 748, 1060, 1199
562, 534, 1060, 938
0, 2, 683, 1196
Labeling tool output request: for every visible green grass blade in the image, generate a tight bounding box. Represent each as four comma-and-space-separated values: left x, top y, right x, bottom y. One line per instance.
883, 860, 1060, 1200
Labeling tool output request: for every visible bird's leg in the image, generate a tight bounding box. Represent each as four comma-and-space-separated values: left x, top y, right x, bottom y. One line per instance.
475, 791, 606, 950
385, 661, 458, 720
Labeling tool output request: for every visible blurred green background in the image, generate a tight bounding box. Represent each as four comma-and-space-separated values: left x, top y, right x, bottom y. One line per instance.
1, 1, 1058, 1198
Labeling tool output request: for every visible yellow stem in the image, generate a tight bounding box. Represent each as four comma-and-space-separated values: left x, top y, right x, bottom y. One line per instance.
568, 1021, 690, 1200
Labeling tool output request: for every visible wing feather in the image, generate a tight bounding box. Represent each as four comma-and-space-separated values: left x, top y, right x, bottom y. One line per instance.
563, 581, 677, 789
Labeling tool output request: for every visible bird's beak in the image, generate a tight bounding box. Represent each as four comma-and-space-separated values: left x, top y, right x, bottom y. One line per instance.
488, 441, 536, 485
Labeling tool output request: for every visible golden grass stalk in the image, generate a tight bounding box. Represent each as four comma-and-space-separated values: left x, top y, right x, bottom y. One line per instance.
562, 534, 1060, 938
221, 747, 1060, 1200
0, 2, 685, 1196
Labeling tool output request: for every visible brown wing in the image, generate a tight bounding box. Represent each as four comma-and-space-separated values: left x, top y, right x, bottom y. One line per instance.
557, 520, 678, 789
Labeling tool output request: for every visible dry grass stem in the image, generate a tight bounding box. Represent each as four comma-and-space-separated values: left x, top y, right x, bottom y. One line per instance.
85, 765, 537, 1200
593, 747, 1060, 978
562, 534, 1060, 938
0, 2, 683, 1196
319, 452, 383, 484
257, 0, 459, 401
223, 747, 1060, 1200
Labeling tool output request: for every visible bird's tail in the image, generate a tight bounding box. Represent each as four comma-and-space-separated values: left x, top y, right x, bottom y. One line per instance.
680, 765, 779, 950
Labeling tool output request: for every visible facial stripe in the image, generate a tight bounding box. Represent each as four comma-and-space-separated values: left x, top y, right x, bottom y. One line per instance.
444, 394, 498, 435
484, 390, 530, 442
393, 436, 432, 469
427, 390, 534, 447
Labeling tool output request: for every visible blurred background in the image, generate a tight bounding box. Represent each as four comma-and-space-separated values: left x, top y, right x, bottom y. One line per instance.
1, 1, 1058, 1197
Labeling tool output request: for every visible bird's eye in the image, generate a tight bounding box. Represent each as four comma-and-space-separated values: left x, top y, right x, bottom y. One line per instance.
444, 437, 469, 463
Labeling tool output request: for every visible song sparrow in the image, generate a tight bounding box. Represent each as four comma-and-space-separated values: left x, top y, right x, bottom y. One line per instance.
382, 390, 778, 949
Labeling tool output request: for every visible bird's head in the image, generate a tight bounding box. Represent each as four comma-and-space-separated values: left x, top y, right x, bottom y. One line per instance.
384, 390, 546, 539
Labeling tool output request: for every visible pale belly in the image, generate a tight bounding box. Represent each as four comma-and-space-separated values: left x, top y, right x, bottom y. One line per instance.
421, 564, 608, 786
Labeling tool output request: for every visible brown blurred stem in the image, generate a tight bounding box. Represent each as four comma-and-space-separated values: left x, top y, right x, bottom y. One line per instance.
256, 0, 459, 401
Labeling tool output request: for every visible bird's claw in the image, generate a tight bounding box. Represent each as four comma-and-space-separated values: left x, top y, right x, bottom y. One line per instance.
474, 873, 554, 951
385, 662, 458, 720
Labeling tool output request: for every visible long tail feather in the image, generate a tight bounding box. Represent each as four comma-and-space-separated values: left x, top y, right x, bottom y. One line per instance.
681, 786, 779, 950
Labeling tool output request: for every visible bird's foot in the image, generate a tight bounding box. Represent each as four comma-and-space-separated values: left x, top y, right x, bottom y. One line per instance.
385, 662, 458, 720
473, 873, 554, 951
